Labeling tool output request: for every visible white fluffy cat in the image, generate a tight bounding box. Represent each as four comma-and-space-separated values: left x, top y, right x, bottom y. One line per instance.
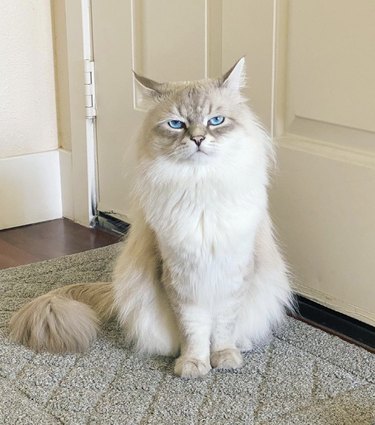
9, 58, 292, 378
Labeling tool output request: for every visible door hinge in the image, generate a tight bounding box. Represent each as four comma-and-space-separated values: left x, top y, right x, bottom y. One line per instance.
84, 60, 96, 119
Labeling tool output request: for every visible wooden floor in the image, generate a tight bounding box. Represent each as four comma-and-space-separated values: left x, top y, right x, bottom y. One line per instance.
0, 219, 122, 270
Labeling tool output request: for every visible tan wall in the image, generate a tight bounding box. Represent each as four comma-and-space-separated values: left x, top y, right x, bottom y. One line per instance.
0, 0, 58, 158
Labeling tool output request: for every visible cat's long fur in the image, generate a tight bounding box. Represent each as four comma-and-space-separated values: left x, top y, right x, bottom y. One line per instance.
9, 58, 292, 377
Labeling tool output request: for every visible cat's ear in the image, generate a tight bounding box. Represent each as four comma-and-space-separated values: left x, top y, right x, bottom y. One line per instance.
133, 72, 164, 105
220, 57, 246, 91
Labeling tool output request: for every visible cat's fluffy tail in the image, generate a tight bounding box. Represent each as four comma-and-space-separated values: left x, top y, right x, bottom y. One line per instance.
9, 282, 114, 353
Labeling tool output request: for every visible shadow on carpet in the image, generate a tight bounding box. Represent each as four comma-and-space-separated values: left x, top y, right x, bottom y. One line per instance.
0, 244, 374, 424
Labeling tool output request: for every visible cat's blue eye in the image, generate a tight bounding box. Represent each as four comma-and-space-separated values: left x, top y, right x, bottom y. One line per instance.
208, 116, 225, 126
168, 120, 185, 129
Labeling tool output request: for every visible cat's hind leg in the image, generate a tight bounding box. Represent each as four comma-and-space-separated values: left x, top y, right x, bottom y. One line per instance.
235, 215, 293, 350
113, 222, 180, 356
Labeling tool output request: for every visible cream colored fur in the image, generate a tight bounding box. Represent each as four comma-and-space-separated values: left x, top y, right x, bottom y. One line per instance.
9, 58, 292, 378
9, 282, 113, 353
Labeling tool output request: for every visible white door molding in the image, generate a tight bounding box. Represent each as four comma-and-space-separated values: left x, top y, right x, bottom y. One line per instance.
63, 0, 96, 227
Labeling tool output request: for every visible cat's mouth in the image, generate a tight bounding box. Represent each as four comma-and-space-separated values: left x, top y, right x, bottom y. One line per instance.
196, 148, 208, 155
185, 146, 210, 160
191, 149, 209, 159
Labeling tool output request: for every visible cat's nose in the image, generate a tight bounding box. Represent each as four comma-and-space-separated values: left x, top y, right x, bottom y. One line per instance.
190, 135, 205, 147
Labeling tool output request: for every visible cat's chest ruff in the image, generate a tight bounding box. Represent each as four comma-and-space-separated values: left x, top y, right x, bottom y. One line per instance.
152, 185, 264, 257
155, 185, 247, 224
140, 154, 267, 255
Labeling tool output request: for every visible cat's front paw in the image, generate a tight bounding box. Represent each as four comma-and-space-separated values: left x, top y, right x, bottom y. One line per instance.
174, 356, 211, 378
210, 348, 243, 370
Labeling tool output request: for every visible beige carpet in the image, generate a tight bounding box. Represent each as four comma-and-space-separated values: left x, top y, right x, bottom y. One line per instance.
0, 244, 374, 424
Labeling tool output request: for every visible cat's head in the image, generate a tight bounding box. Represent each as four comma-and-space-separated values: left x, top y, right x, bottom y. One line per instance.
134, 58, 253, 164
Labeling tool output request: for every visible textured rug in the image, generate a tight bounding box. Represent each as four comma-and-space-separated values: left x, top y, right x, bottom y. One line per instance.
0, 244, 374, 425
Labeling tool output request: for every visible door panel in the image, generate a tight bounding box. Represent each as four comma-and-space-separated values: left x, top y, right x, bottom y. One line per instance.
271, 146, 375, 325
287, 0, 375, 133
133, 1, 206, 82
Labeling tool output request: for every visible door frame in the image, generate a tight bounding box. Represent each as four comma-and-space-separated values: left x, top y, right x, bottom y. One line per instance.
60, 0, 97, 227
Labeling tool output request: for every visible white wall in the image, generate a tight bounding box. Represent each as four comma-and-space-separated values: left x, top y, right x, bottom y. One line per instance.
0, 0, 62, 228
0, 0, 58, 158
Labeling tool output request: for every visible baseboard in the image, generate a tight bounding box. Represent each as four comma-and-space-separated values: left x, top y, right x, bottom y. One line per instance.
0, 150, 62, 229
293, 295, 375, 352
293, 284, 375, 328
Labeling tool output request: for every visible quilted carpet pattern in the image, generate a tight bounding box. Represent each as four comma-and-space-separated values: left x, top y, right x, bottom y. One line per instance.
0, 244, 374, 424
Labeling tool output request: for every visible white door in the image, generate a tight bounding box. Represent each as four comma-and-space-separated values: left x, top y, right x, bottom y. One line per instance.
90, 0, 375, 325
270, 0, 375, 326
